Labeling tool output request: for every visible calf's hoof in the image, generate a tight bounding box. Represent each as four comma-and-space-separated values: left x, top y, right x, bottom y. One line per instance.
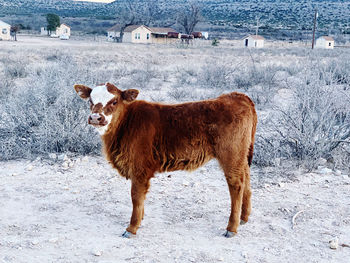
122, 231, 135, 238
240, 219, 248, 225
223, 230, 236, 238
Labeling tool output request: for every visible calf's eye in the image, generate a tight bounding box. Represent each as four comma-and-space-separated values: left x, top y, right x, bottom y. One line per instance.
113, 101, 117, 105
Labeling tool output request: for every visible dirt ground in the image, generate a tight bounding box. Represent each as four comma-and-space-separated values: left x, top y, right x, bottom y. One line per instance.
1, 35, 349, 262
0, 155, 349, 263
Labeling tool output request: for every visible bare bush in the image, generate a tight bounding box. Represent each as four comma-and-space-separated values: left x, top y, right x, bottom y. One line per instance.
257, 78, 350, 169
200, 60, 238, 90
130, 62, 158, 89
0, 52, 101, 160
167, 86, 190, 101
3, 57, 28, 79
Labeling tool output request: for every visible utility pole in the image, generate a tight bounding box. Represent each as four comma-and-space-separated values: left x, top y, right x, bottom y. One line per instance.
255, 16, 260, 36
312, 9, 318, 49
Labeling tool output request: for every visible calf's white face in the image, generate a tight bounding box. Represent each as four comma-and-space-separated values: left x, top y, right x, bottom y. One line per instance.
90, 85, 115, 107
89, 85, 115, 135
74, 83, 139, 136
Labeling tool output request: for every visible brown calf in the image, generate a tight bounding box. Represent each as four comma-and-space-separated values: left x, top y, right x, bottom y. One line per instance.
74, 83, 257, 238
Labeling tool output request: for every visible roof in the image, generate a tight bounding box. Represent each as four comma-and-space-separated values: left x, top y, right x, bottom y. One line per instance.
0, 20, 11, 28
107, 24, 175, 34
107, 24, 122, 32
107, 24, 141, 32
60, 23, 70, 28
124, 25, 142, 32
244, 35, 265, 40
319, 36, 334, 41
148, 27, 176, 34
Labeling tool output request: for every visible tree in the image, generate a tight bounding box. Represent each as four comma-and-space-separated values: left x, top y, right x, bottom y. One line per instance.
10, 25, 20, 41
114, 0, 161, 42
46, 14, 60, 35
177, 1, 202, 35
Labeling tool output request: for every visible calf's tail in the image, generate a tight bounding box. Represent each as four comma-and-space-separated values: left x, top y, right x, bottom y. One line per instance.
248, 111, 257, 167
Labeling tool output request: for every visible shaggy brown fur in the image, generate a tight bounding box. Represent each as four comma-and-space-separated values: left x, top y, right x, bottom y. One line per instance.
74, 83, 257, 237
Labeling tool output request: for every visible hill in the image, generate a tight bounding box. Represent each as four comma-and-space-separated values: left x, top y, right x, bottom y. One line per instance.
0, 0, 349, 37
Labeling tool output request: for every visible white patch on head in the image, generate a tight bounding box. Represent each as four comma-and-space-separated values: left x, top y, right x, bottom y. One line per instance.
90, 85, 115, 107
90, 85, 115, 136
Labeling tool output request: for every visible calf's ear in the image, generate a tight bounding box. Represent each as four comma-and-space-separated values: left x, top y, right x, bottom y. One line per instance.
74, 84, 92, 100
106, 82, 120, 95
122, 89, 139, 102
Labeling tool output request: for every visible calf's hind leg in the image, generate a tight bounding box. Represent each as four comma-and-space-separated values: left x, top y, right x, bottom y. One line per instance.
240, 165, 251, 224
220, 162, 245, 238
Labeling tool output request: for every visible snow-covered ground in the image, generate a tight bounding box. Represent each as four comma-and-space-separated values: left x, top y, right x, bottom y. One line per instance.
1, 156, 349, 263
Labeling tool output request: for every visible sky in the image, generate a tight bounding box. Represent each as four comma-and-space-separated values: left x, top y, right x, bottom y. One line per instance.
74, 0, 115, 3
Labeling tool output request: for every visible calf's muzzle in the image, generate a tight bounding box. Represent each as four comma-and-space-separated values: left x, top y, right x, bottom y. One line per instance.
88, 113, 107, 126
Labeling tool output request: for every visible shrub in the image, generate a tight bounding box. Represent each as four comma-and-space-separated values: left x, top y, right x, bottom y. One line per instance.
211, 38, 220, 46
257, 80, 350, 169
0, 54, 101, 160
200, 60, 236, 90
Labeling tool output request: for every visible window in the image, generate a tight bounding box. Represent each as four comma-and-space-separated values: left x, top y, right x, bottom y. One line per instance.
135, 33, 137, 39
147, 33, 150, 40
138, 33, 140, 39
329, 42, 332, 46
2, 28, 7, 34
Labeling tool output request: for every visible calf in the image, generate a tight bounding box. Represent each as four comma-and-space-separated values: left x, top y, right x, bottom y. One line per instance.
74, 83, 257, 238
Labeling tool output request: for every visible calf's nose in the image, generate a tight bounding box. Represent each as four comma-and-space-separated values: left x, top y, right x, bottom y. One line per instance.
88, 113, 104, 125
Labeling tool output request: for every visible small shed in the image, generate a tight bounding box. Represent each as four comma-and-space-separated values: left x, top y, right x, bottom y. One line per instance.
0, 20, 11, 41
243, 35, 265, 48
315, 36, 334, 49
201, 32, 209, 39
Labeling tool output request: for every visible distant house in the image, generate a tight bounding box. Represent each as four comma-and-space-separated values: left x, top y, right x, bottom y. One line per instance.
56, 24, 71, 38
107, 24, 122, 42
243, 35, 265, 48
315, 36, 334, 49
0, 20, 11, 41
107, 24, 180, 44
40, 27, 48, 35
41, 24, 71, 38
201, 32, 209, 39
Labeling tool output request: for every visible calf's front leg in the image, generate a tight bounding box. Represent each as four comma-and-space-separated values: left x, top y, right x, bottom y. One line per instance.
122, 178, 150, 238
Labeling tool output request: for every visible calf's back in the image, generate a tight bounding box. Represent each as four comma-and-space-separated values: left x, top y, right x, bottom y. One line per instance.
103, 92, 257, 178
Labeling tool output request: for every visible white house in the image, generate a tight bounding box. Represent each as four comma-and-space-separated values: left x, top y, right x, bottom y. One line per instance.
56, 24, 71, 38
315, 36, 334, 49
107, 24, 122, 42
40, 27, 48, 35
41, 23, 71, 38
243, 35, 265, 48
0, 20, 11, 41
201, 32, 209, 39
107, 24, 179, 44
